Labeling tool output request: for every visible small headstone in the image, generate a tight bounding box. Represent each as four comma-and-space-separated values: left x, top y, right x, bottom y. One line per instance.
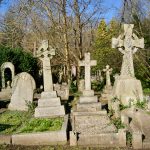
54, 82, 69, 100
8, 72, 36, 111
96, 70, 103, 81
100, 65, 113, 104
103, 65, 113, 89
71, 65, 76, 77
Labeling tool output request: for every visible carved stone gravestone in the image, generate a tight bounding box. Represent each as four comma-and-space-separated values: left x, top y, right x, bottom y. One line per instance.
103, 65, 113, 89
53, 82, 69, 100
34, 40, 65, 118
8, 72, 36, 111
78, 52, 97, 103
96, 69, 103, 81
100, 65, 113, 104
112, 24, 144, 105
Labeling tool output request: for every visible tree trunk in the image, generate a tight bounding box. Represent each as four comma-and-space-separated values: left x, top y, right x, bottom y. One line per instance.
62, 0, 71, 85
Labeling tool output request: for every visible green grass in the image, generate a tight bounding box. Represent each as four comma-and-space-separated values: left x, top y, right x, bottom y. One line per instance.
17, 118, 63, 133
0, 110, 63, 134
144, 88, 150, 95
0, 110, 30, 134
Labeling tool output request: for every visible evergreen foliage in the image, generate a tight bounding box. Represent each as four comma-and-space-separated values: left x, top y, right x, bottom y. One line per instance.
91, 19, 122, 73
0, 45, 39, 88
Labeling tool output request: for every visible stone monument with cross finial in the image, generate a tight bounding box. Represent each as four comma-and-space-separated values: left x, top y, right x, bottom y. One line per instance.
34, 40, 65, 118
78, 52, 98, 103
100, 65, 113, 104
103, 65, 113, 89
112, 24, 144, 105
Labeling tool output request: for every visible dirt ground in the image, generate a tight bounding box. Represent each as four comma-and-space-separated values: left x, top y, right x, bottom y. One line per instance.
0, 144, 133, 150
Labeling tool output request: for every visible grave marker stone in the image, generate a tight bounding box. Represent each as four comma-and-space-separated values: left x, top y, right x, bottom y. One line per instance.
112, 24, 144, 105
8, 72, 36, 111
34, 40, 65, 118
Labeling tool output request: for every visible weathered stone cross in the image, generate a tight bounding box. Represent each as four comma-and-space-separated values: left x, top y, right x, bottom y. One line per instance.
36, 40, 55, 92
103, 65, 112, 87
79, 53, 97, 91
112, 24, 144, 77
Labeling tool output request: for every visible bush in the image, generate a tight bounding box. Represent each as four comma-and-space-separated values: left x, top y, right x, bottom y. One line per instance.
134, 99, 147, 110
69, 81, 77, 93
0, 45, 39, 88
111, 118, 125, 130
91, 80, 105, 92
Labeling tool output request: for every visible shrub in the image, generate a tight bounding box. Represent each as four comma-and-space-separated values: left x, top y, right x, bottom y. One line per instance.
91, 80, 105, 92
134, 99, 147, 110
111, 118, 125, 130
0, 45, 39, 88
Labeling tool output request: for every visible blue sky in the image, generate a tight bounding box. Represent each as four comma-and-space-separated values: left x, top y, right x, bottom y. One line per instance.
0, 0, 122, 22
103, 0, 122, 22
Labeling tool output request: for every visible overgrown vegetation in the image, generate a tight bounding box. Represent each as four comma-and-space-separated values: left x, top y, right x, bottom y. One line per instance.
111, 118, 125, 130
69, 81, 78, 94
91, 80, 105, 92
143, 88, 150, 95
0, 110, 63, 134
126, 132, 132, 146
134, 99, 148, 110
25, 101, 37, 115
119, 104, 130, 111
0, 111, 31, 134
17, 118, 63, 133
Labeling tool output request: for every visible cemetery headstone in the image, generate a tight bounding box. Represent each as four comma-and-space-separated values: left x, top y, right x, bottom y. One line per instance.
34, 40, 65, 118
100, 65, 113, 104
8, 72, 36, 111
54, 82, 69, 100
112, 24, 144, 105
78, 52, 97, 103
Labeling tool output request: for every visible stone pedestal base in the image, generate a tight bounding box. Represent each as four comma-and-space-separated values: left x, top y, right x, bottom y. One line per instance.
34, 91, 65, 118
79, 90, 98, 103
77, 102, 101, 112
113, 77, 143, 105
8, 102, 28, 111
100, 86, 113, 103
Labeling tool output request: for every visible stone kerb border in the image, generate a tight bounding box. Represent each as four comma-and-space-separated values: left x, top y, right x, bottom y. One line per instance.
77, 129, 126, 147
0, 115, 68, 145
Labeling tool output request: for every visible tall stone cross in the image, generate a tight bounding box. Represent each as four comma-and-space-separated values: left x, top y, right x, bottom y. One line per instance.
103, 65, 112, 87
36, 40, 55, 92
79, 53, 97, 91
112, 24, 144, 77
